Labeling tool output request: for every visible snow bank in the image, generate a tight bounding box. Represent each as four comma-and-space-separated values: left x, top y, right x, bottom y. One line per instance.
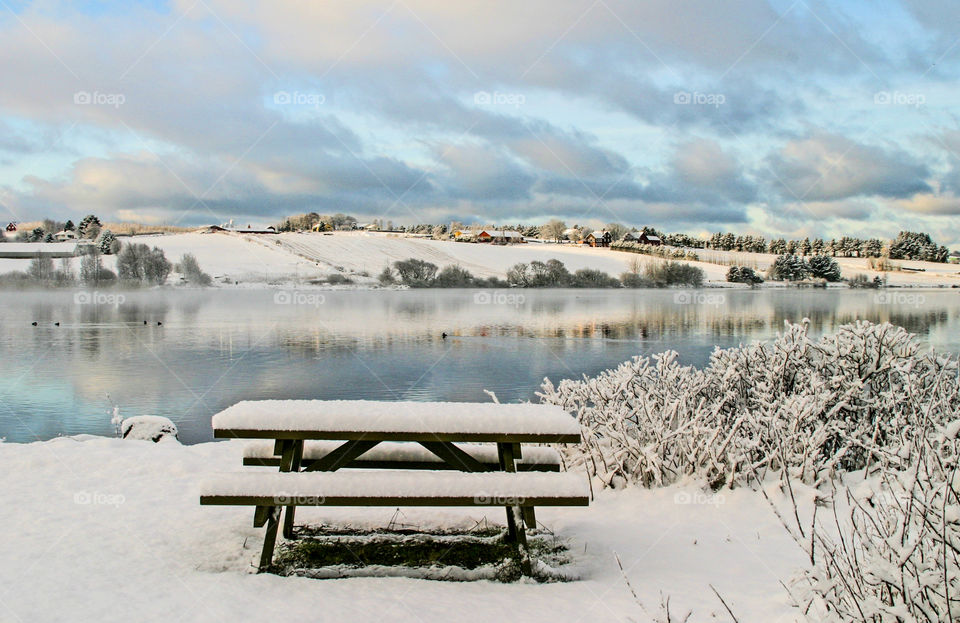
0, 436, 804, 621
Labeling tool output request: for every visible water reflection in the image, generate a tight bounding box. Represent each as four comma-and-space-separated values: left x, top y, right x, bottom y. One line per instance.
0, 288, 957, 443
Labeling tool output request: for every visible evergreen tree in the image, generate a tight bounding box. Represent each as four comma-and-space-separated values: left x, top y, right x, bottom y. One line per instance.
808, 254, 842, 281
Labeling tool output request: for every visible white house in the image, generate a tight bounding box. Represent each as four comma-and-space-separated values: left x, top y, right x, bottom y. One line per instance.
54, 230, 77, 241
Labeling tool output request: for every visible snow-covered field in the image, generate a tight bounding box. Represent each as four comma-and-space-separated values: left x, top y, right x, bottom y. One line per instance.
3, 230, 957, 287
0, 436, 807, 622
2, 230, 958, 287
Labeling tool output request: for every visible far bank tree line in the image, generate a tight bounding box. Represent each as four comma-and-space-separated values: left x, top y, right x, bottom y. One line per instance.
2, 245, 212, 288
274, 211, 952, 263
377, 257, 705, 289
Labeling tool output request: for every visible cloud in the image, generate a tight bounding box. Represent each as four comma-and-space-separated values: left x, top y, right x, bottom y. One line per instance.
765, 133, 931, 202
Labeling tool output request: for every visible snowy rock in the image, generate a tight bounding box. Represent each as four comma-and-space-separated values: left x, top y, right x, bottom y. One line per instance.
121, 416, 179, 443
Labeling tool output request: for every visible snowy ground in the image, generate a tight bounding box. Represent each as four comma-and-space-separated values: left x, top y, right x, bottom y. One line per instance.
3, 230, 956, 287
0, 436, 809, 622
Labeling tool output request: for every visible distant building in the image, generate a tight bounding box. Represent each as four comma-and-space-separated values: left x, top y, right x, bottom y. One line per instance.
562, 228, 581, 241
201, 223, 278, 234
475, 229, 524, 243
638, 232, 662, 246
54, 230, 77, 242
585, 231, 612, 247
5, 222, 16, 232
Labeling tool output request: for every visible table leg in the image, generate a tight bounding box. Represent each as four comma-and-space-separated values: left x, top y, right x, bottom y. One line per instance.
497, 442, 532, 575
258, 506, 282, 572
282, 440, 304, 539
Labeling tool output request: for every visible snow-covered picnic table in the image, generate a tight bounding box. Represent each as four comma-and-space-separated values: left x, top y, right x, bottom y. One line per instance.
211, 400, 582, 442
203, 400, 588, 573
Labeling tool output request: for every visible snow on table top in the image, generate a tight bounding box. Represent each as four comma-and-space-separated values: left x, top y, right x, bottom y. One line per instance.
212, 400, 580, 440
201, 470, 589, 502
243, 440, 561, 464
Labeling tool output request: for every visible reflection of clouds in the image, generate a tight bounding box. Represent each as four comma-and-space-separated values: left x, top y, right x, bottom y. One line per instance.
2, 289, 959, 443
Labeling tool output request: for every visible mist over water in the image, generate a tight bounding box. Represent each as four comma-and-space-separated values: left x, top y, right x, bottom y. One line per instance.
1, 288, 958, 443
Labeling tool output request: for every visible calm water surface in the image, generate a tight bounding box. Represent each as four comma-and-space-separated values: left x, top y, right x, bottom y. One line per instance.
1, 288, 958, 443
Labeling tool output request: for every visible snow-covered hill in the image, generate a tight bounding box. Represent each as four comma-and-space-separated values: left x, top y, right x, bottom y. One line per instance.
2, 230, 957, 286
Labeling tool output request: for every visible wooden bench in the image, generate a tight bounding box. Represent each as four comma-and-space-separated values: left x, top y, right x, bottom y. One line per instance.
203, 400, 587, 573
242, 440, 563, 472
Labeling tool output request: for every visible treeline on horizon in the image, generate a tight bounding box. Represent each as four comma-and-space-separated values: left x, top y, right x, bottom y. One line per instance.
6, 211, 953, 264
272, 212, 953, 263
377, 257, 705, 289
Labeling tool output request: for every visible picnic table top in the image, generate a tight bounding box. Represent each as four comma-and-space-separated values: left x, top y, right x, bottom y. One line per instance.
212, 400, 581, 443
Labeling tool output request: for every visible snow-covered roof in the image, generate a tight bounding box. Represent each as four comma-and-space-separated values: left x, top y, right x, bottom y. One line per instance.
481, 230, 522, 238
643, 234, 661, 241
589, 230, 609, 238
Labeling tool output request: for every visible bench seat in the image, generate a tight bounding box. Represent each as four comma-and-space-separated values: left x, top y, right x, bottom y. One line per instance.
200, 470, 589, 507
241, 440, 562, 472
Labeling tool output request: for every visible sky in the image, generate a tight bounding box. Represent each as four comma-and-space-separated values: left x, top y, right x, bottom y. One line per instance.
0, 0, 958, 246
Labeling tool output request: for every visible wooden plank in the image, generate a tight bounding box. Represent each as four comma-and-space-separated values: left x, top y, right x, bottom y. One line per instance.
201, 494, 589, 507
521, 507, 537, 529
301, 440, 381, 473
243, 457, 560, 472
215, 429, 581, 444
417, 441, 491, 473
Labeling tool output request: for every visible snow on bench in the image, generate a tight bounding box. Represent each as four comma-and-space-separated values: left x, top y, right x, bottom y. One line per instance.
242, 440, 562, 471
200, 470, 590, 507
212, 400, 581, 443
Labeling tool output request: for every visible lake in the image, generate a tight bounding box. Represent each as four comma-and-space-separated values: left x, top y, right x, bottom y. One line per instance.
1, 288, 958, 443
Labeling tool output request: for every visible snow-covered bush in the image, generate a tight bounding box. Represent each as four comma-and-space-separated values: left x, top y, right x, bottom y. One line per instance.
539, 320, 959, 489
121, 416, 179, 442
789, 421, 960, 622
